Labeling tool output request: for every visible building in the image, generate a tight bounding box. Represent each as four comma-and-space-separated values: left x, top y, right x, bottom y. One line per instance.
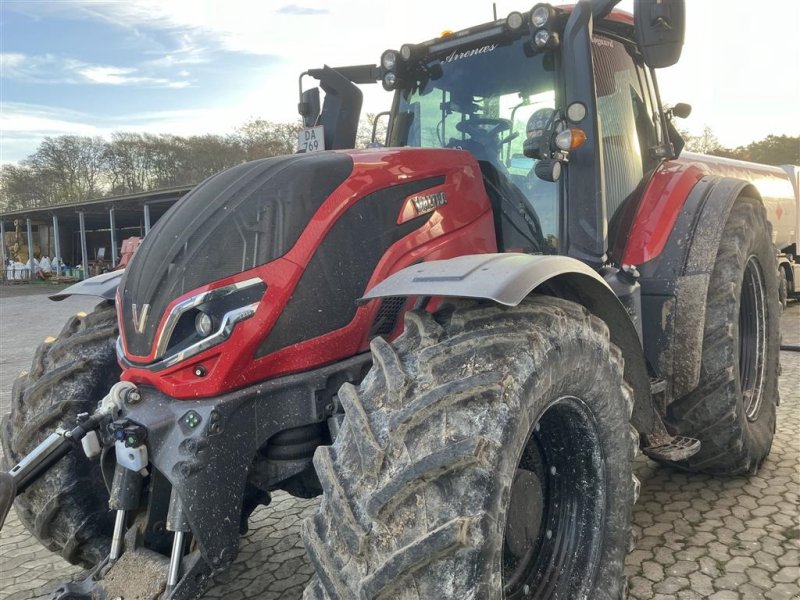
0, 185, 192, 279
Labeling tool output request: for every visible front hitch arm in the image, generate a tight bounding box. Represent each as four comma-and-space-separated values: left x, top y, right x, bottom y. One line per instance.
0, 381, 134, 531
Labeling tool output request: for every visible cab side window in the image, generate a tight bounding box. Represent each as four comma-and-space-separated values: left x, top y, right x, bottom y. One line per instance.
592, 35, 653, 219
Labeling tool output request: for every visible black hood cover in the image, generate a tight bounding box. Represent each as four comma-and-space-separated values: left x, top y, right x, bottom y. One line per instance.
119, 153, 353, 358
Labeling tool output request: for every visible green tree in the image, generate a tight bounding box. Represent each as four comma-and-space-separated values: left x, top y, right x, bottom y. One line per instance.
730, 135, 800, 166
0, 164, 53, 211
25, 136, 106, 203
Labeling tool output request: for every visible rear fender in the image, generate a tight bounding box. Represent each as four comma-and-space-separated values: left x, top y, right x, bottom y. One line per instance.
49, 270, 123, 302
362, 253, 659, 435
637, 176, 761, 400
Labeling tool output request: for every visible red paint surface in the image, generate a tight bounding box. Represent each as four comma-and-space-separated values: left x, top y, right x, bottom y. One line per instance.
121, 147, 496, 398
621, 161, 705, 265
557, 5, 634, 26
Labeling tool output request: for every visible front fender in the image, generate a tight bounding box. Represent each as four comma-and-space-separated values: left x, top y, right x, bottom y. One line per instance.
362, 253, 606, 306
363, 253, 659, 435
49, 270, 123, 302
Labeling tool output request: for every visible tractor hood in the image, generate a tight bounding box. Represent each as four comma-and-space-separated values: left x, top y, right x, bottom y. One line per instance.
117, 146, 494, 398
118, 152, 353, 359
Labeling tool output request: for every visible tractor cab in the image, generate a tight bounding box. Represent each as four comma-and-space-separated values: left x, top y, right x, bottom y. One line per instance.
300, 0, 686, 266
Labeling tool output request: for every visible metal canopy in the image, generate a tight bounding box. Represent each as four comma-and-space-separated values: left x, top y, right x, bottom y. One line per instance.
0, 185, 193, 274
0, 185, 193, 230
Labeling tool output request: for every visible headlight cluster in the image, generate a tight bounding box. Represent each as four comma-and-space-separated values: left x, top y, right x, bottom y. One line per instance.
529, 3, 560, 50
381, 41, 430, 90
380, 49, 404, 91
157, 278, 266, 360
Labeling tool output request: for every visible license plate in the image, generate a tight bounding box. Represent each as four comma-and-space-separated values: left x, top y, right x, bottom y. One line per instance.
297, 126, 325, 153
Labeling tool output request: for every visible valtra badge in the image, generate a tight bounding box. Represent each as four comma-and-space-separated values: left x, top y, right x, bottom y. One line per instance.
411, 191, 448, 215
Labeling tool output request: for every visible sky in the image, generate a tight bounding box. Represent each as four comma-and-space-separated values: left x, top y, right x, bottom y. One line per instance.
1, 0, 799, 164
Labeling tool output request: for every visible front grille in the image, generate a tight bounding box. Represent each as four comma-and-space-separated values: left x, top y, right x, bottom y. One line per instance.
369, 296, 408, 338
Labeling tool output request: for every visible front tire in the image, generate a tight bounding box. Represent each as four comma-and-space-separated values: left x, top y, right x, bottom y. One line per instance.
662, 197, 780, 474
302, 296, 637, 599
1, 301, 120, 567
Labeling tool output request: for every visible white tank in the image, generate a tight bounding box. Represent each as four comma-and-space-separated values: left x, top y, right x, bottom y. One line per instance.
680, 152, 798, 252
779, 165, 800, 252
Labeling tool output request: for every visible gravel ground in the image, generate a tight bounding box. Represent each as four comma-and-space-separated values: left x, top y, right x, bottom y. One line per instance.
0, 290, 798, 599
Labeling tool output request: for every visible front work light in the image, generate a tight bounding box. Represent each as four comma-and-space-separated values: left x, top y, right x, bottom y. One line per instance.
507, 11, 525, 30
535, 159, 562, 182
381, 50, 398, 71
383, 71, 398, 90
534, 29, 551, 47
531, 4, 552, 28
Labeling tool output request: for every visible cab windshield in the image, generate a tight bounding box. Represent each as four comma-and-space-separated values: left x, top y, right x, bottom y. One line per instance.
395, 39, 559, 247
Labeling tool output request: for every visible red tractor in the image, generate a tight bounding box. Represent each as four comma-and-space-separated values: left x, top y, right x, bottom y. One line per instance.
0, 1, 781, 598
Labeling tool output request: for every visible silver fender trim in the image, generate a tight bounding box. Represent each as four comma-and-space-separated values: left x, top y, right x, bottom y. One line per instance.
362, 253, 611, 306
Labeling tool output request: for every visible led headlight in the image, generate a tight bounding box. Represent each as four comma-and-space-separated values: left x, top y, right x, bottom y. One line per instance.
383, 71, 398, 91
381, 50, 398, 71
195, 312, 214, 337
531, 5, 552, 28
534, 29, 551, 47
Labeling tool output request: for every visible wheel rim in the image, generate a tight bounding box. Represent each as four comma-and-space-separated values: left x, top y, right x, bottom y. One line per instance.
739, 255, 767, 421
502, 396, 606, 598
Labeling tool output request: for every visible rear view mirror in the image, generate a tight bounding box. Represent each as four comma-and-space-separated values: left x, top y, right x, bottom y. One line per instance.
671, 102, 692, 119
298, 87, 321, 128
634, 0, 685, 68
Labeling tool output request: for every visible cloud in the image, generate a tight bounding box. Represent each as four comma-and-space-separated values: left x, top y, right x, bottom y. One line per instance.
275, 5, 329, 16
0, 53, 26, 70
0, 103, 101, 163
0, 101, 280, 164
78, 65, 191, 87
11, 0, 382, 62
0, 103, 101, 136
0, 52, 193, 88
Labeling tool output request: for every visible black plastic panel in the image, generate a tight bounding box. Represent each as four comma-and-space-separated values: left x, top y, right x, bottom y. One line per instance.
120, 153, 353, 357
256, 177, 443, 357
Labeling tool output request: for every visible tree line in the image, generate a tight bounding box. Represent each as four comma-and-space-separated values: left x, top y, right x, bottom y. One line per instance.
0, 120, 303, 212
678, 128, 799, 166
1, 118, 795, 213
1, 116, 387, 213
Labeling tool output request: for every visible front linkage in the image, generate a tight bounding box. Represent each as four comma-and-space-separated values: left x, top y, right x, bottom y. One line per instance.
1, 354, 369, 600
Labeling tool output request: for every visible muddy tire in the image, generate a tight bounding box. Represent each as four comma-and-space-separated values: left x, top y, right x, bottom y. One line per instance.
662, 197, 780, 475
1, 301, 120, 567
777, 265, 788, 309
302, 296, 637, 599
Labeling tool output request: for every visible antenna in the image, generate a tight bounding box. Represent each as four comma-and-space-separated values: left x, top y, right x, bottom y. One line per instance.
493, 3, 498, 20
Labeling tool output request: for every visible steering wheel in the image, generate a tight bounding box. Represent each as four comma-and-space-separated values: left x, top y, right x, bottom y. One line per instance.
456, 117, 512, 141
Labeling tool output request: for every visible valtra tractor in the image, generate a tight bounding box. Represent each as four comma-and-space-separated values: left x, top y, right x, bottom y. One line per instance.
0, 1, 783, 598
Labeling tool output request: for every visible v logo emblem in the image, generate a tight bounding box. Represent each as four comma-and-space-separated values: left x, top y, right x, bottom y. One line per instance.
131, 303, 150, 334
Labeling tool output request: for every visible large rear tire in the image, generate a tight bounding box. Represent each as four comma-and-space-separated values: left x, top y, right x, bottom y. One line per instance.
662, 197, 780, 474
302, 296, 637, 599
1, 301, 120, 567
